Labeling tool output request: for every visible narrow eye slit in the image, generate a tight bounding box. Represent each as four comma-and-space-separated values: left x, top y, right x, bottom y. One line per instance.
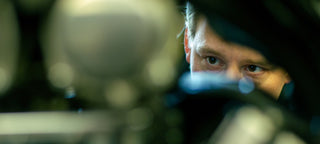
206, 56, 218, 65
247, 65, 262, 72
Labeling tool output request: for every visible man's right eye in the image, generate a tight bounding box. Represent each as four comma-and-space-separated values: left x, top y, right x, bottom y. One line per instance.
206, 56, 220, 65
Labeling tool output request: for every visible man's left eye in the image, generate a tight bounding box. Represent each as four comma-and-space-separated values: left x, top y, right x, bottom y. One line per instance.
246, 65, 263, 72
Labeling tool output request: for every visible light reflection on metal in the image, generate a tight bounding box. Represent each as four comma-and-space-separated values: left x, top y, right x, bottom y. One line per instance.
38, 1, 182, 143
0, 111, 123, 143
42, 0, 182, 104
179, 72, 236, 94
0, 111, 121, 135
209, 106, 276, 144
180, 72, 257, 97
238, 78, 255, 94
105, 80, 138, 109
65, 87, 76, 99
48, 62, 74, 89
147, 58, 176, 88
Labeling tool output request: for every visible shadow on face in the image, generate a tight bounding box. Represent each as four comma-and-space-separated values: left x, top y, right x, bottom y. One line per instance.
185, 17, 291, 99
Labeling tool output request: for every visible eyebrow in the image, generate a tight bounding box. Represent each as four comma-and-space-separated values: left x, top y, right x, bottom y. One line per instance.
243, 59, 269, 65
197, 46, 225, 58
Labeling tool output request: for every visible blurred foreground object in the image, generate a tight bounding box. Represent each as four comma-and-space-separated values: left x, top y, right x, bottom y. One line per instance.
209, 106, 307, 144
0, 0, 19, 95
0, 111, 122, 143
42, 0, 182, 107
175, 72, 315, 144
0, 0, 183, 143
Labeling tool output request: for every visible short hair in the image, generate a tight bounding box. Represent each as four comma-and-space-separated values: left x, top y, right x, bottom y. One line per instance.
185, 2, 200, 41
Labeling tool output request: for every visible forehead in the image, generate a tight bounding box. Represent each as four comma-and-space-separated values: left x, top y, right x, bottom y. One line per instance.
193, 17, 267, 62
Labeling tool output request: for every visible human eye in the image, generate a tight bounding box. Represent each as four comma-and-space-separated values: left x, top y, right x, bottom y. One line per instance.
206, 56, 220, 65
246, 65, 263, 72
244, 65, 265, 77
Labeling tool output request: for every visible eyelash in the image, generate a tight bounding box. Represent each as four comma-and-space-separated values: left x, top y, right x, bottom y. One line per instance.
243, 65, 266, 77
245, 65, 263, 72
204, 56, 225, 72
206, 56, 219, 65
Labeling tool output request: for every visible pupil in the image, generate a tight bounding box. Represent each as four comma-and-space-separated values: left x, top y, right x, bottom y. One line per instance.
248, 65, 256, 71
208, 57, 216, 64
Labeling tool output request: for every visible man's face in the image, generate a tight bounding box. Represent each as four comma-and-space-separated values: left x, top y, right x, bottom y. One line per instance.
185, 17, 290, 98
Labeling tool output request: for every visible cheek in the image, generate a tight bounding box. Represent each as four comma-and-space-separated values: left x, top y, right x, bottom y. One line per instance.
256, 76, 286, 99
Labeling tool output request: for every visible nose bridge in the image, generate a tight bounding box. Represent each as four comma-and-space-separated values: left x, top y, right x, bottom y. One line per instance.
225, 63, 242, 81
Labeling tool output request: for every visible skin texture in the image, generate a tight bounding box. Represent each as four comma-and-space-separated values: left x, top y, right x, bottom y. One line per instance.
184, 17, 290, 99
